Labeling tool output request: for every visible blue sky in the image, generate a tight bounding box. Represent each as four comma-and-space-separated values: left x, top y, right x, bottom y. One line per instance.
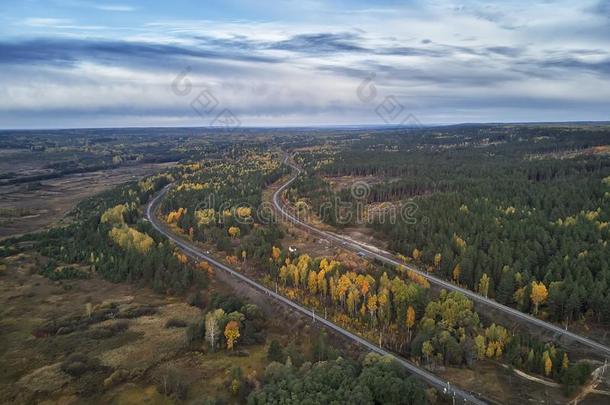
0, 0, 609, 128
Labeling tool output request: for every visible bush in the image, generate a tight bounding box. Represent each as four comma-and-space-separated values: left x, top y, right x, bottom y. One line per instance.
209, 292, 245, 313
60, 353, 99, 377
185, 319, 205, 346
157, 368, 188, 400
187, 290, 206, 309
267, 340, 285, 363
87, 319, 129, 339
104, 369, 131, 389
39, 264, 89, 281
165, 318, 188, 328
118, 305, 157, 319
88, 328, 114, 339
561, 362, 593, 396
107, 319, 130, 333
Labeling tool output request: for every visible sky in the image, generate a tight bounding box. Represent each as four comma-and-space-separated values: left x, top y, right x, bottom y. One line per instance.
0, 0, 609, 129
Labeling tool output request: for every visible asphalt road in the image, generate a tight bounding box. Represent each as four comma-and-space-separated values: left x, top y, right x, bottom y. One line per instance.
273, 156, 610, 358
146, 183, 487, 405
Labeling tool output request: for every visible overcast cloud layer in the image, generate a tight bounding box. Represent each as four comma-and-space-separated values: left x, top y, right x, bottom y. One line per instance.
0, 0, 609, 128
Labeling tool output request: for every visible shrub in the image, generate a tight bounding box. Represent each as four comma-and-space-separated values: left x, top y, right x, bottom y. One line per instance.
39, 264, 89, 281
561, 362, 593, 396
104, 369, 131, 389
60, 353, 98, 377
187, 290, 206, 309
157, 368, 188, 400
107, 319, 130, 333
118, 305, 157, 319
185, 319, 205, 346
165, 318, 188, 328
267, 340, 285, 363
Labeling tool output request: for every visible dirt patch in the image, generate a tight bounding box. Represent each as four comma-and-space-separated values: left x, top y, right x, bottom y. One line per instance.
438, 361, 568, 404
321, 174, 391, 193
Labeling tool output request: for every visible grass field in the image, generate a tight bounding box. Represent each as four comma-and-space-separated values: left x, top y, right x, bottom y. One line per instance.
0, 249, 333, 404
0, 162, 175, 239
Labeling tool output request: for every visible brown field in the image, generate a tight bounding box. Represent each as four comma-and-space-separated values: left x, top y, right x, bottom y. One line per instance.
0, 250, 341, 405
0, 162, 175, 239
526, 144, 610, 160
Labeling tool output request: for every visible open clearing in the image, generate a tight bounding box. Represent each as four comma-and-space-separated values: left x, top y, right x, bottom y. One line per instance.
0, 250, 330, 404
0, 162, 175, 239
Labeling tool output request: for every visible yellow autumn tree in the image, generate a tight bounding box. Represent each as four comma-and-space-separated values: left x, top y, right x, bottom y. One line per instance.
175, 252, 188, 265
562, 353, 569, 370
514, 287, 526, 307
406, 305, 416, 341
453, 234, 466, 251
412, 248, 421, 262
543, 351, 553, 376
422, 340, 434, 365
347, 288, 360, 316
224, 320, 240, 351
377, 292, 389, 326
228, 226, 240, 238
337, 274, 352, 307
230, 379, 240, 396
320, 276, 328, 298
279, 265, 289, 286
167, 207, 186, 224
307, 271, 318, 295
484, 323, 508, 359
407, 269, 430, 288
367, 294, 378, 324
108, 226, 154, 254
452, 264, 461, 283
530, 281, 548, 315
434, 253, 441, 269
474, 335, 486, 360
195, 208, 215, 226
478, 273, 490, 298
100, 204, 127, 225
271, 246, 281, 263
235, 206, 252, 218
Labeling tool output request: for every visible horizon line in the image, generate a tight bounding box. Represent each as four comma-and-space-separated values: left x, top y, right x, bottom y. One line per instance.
1, 120, 610, 132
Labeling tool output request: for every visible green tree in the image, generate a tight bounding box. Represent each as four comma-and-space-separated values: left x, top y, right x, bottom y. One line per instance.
267, 340, 285, 363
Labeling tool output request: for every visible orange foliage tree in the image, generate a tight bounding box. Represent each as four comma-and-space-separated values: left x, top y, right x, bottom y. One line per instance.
224, 320, 240, 350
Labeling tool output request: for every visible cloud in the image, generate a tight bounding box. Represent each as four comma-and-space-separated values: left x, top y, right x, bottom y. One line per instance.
2, 1, 610, 127
94, 4, 136, 12
538, 57, 610, 76
270, 32, 367, 53
485, 46, 523, 57
23, 18, 74, 27
587, 0, 610, 17
0, 38, 280, 68
21, 17, 109, 30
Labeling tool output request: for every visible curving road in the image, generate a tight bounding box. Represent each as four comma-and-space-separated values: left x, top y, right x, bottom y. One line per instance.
273, 156, 610, 358
146, 183, 486, 405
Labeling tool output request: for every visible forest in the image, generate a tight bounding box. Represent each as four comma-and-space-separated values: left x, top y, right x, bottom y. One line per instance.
1, 126, 607, 403
289, 125, 610, 326
155, 143, 595, 395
